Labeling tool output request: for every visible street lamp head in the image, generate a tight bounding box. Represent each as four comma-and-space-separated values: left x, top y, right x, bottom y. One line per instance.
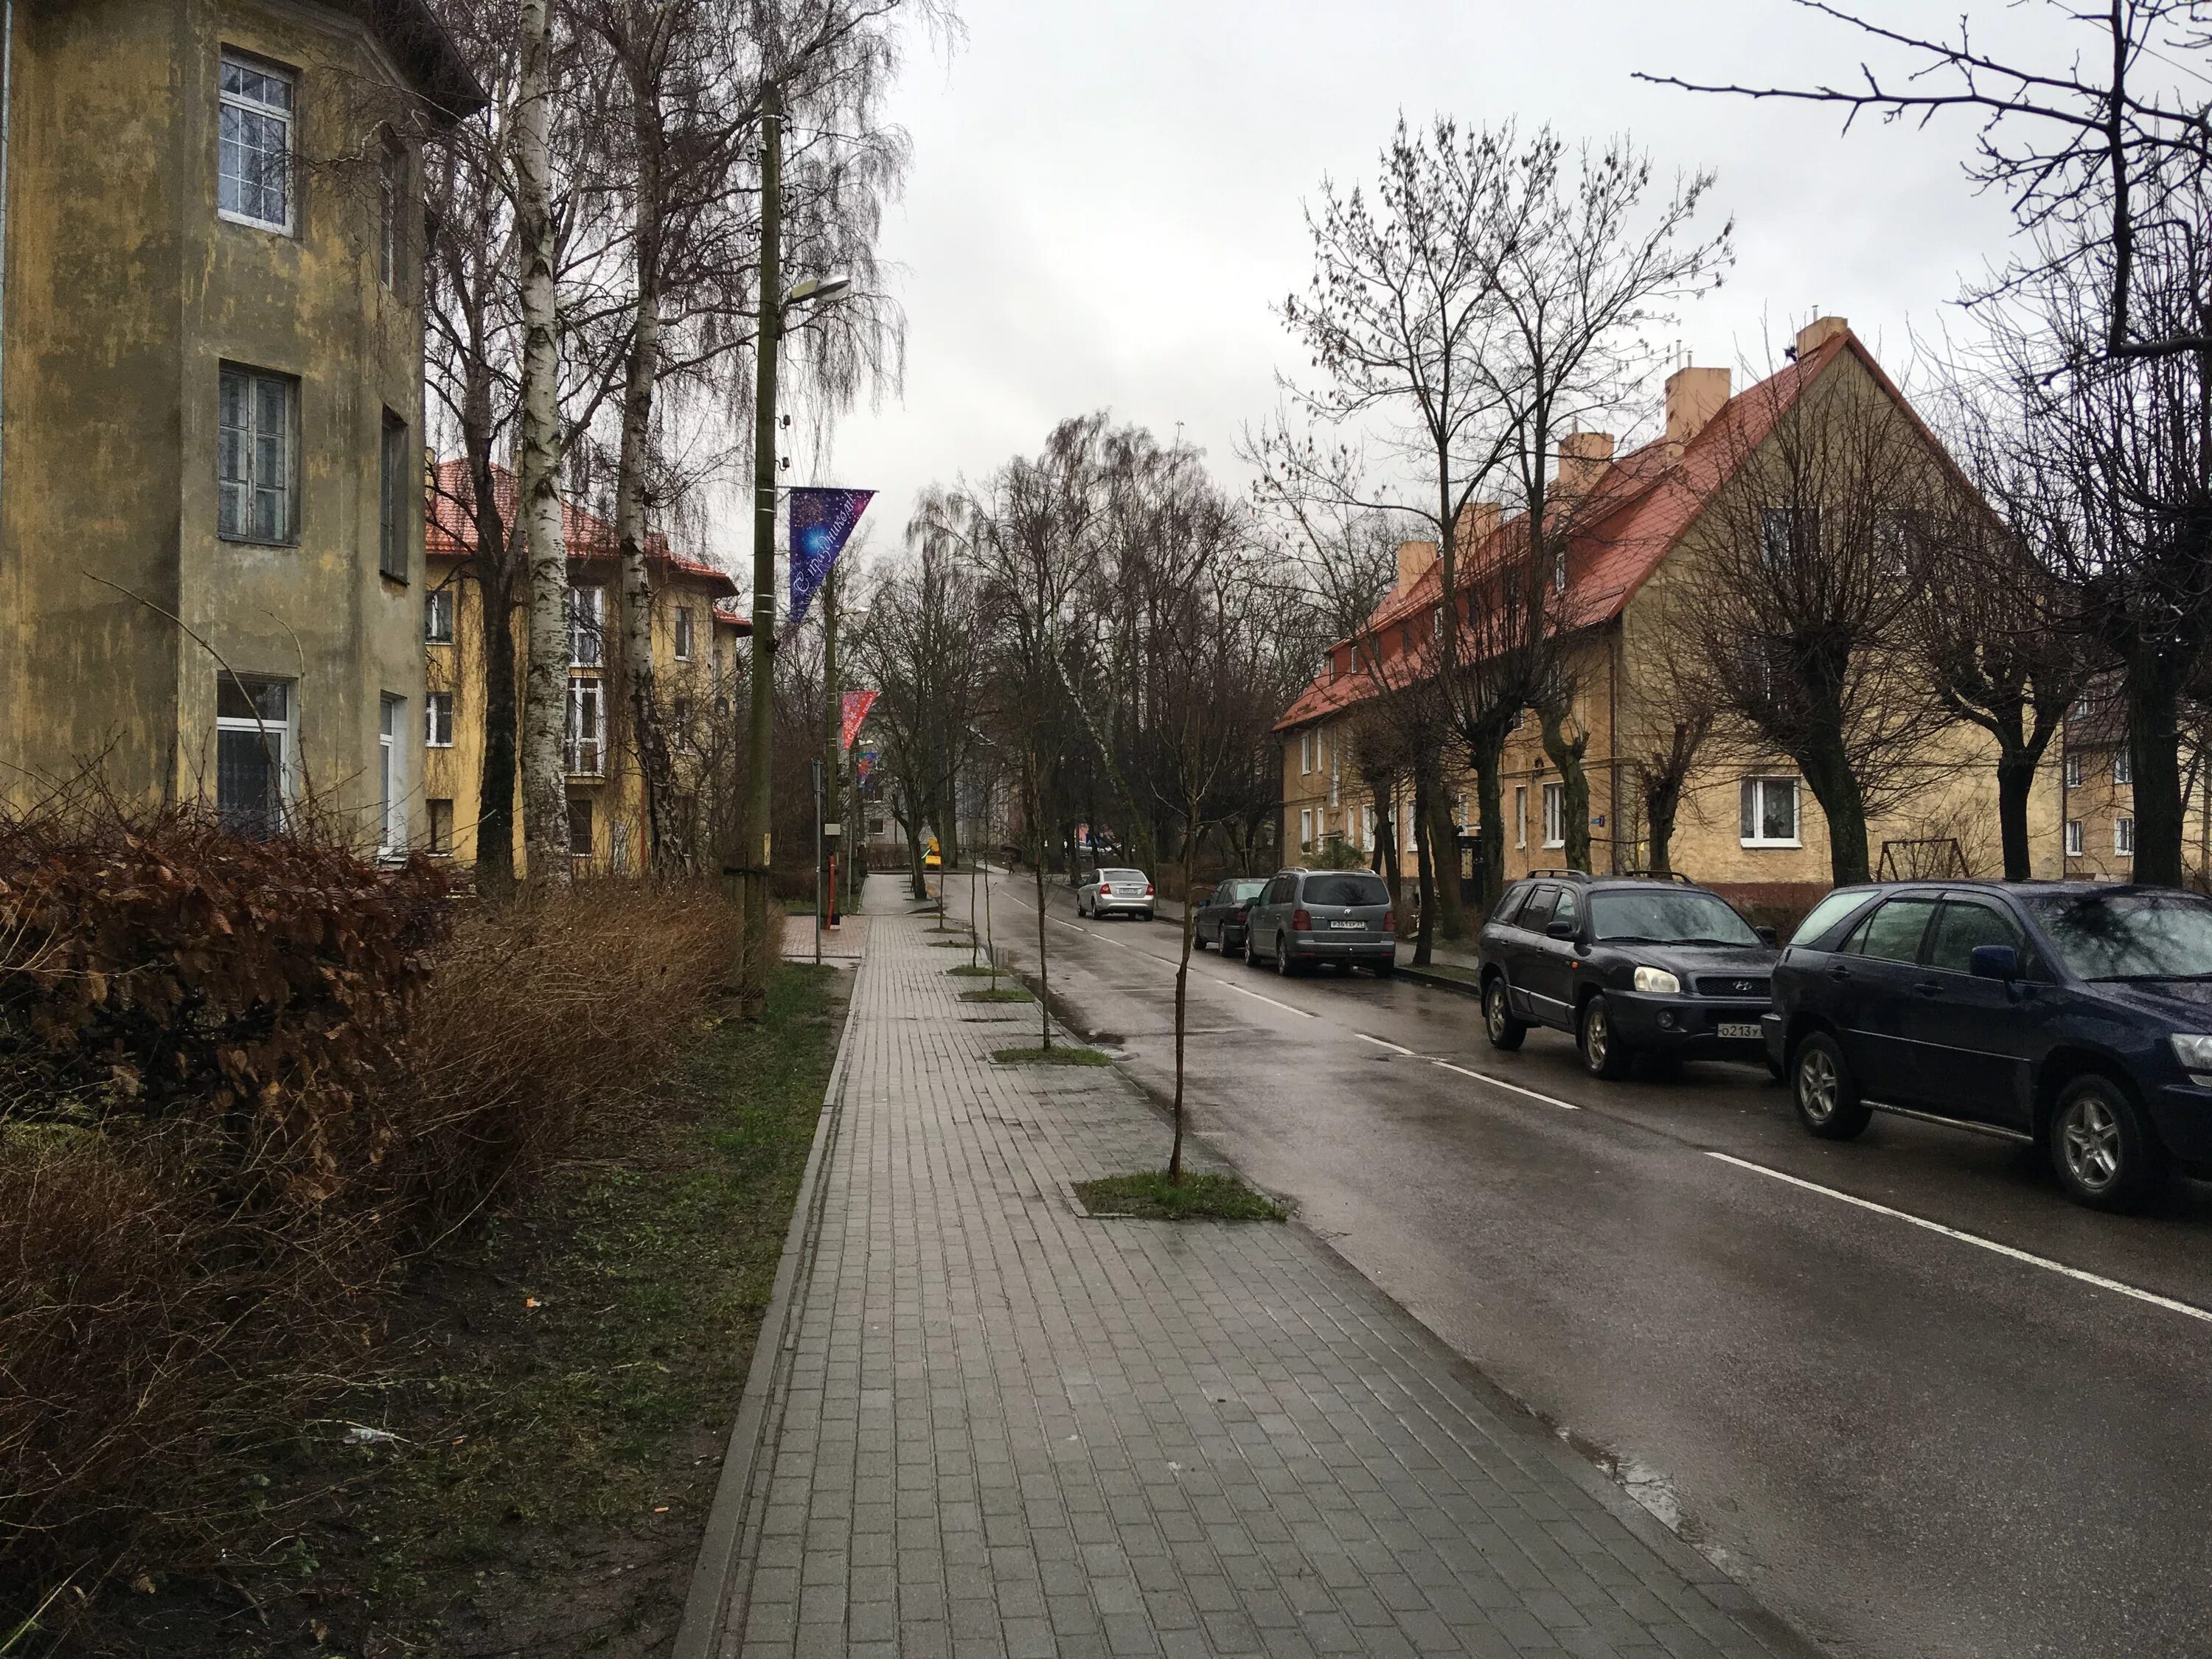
784, 273, 852, 307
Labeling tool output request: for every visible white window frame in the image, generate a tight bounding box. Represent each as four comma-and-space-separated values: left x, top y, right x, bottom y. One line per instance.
425, 588, 454, 644
2065, 818, 2084, 858
215, 676, 293, 833
1541, 781, 1565, 849
2116, 816, 2136, 856
218, 364, 296, 543
1514, 785, 1528, 850
1739, 776, 1802, 849
218, 52, 295, 234
1298, 807, 1313, 852
425, 690, 454, 748
569, 585, 605, 667
2114, 748, 2134, 786
2064, 751, 2082, 788
566, 675, 605, 776
1362, 804, 1376, 854
1300, 729, 1315, 776
378, 694, 407, 856
675, 605, 695, 661
1328, 742, 1340, 807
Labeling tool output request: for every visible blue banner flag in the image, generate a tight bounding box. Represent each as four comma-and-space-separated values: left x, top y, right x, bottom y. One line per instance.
789, 487, 875, 625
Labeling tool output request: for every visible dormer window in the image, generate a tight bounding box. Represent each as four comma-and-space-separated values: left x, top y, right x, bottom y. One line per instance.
218, 53, 295, 234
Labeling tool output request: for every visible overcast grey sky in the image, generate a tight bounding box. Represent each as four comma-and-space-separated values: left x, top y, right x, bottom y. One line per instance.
803, 0, 2078, 561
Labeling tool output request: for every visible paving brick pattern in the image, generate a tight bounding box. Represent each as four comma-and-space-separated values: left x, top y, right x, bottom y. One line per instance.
720, 897, 1802, 1659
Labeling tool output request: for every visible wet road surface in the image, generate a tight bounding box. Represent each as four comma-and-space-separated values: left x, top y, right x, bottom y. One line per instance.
948, 867, 2212, 1659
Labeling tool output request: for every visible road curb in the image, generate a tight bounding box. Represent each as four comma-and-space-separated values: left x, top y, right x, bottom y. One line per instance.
671, 948, 866, 1659
1394, 960, 1484, 997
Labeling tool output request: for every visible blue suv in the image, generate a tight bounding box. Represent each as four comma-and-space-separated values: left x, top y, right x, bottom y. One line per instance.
1766, 881, 2212, 1211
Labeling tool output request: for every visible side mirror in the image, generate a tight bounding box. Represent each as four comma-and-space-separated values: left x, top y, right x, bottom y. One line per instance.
1545, 919, 1576, 941
1970, 944, 2019, 981
1756, 926, 1778, 947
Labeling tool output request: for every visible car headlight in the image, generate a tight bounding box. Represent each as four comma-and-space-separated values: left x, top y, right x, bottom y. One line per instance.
1633, 966, 1682, 995
2169, 1034, 2212, 1074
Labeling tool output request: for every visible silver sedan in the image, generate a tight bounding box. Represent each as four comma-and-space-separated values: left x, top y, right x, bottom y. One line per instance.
1078, 867, 1155, 921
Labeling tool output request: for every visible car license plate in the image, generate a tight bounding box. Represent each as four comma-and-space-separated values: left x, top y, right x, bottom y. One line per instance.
1329, 920, 1366, 931
1717, 1022, 1761, 1040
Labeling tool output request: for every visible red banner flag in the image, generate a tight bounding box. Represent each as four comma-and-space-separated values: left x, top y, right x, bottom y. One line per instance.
840, 689, 878, 753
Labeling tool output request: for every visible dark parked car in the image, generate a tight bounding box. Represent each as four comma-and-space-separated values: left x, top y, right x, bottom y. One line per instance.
1478, 872, 1778, 1079
1245, 869, 1397, 976
1194, 877, 1267, 956
1767, 880, 2212, 1211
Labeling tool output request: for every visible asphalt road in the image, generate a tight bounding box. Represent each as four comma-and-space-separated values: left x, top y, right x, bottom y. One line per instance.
944, 866, 2212, 1659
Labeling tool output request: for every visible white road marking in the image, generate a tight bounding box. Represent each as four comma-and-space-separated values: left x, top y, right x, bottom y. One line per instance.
1356, 1033, 1416, 1056
1228, 984, 1320, 1019
1707, 1151, 2212, 1326
1433, 1061, 1582, 1110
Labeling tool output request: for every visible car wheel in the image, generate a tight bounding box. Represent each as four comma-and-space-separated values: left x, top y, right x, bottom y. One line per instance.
1276, 935, 1299, 976
1578, 995, 1635, 1081
1792, 1033, 1871, 1140
2051, 1074, 2165, 1211
1484, 977, 1527, 1051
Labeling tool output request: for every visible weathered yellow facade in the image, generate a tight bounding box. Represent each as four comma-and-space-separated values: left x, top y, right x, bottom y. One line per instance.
0, 0, 478, 848
1279, 321, 2074, 924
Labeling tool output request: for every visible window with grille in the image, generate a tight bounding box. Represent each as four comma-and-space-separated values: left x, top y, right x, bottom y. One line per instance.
425, 691, 454, 748
567, 796, 595, 856
218, 366, 296, 543
218, 54, 293, 232
215, 675, 290, 836
569, 587, 605, 667
380, 411, 408, 581
1739, 776, 1801, 846
566, 677, 605, 775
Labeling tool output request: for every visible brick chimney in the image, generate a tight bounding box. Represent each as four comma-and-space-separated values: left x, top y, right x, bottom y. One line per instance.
1453, 499, 1502, 552
1663, 366, 1731, 454
1552, 432, 1615, 498
1795, 315, 1848, 358
1394, 538, 1437, 597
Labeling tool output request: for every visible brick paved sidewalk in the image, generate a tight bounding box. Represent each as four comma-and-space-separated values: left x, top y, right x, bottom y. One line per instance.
712, 891, 1808, 1659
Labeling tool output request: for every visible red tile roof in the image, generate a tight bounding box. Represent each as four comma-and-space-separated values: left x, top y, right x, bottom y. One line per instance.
1276, 332, 1856, 731
426, 459, 740, 597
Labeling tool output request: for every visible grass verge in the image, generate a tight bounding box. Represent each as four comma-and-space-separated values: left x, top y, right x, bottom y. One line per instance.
960, 987, 1032, 1004
1074, 1171, 1286, 1222
991, 1045, 1110, 1067
97, 964, 848, 1659
945, 964, 999, 977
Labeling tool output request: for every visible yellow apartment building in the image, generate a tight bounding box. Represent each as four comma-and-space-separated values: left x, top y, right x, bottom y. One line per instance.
0, 0, 480, 849
423, 462, 747, 872
1276, 319, 2071, 925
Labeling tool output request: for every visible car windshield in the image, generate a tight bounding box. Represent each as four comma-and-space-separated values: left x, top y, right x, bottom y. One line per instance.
1303, 874, 1390, 908
1588, 890, 1760, 946
2024, 891, 2212, 980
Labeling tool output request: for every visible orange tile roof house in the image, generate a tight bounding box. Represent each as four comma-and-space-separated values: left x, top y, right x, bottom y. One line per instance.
1275, 318, 2070, 922
422, 462, 747, 872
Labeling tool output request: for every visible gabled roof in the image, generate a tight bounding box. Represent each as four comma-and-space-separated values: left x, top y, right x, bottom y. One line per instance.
1276, 330, 1859, 732
427, 459, 740, 599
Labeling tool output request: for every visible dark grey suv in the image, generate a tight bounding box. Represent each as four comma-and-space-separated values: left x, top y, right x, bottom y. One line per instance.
1245, 869, 1397, 976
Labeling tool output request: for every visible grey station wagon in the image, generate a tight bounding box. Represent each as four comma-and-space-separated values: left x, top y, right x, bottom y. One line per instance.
1245, 868, 1397, 977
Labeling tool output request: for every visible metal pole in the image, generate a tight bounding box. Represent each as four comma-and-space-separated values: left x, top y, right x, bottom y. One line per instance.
822, 565, 839, 931
740, 80, 782, 990
812, 757, 824, 965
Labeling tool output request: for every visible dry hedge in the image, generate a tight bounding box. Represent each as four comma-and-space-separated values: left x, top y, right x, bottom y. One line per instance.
0, 804, 765, 1601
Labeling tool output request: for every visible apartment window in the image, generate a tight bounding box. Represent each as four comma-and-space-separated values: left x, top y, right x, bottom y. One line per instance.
2064, 751, 2082, 788
566, 676, 605, 775
215, 675, 291, 836
2065, 818, 2084, 858
2071, 695, 2093, 720
1739, 776, 1801, 847
569, 587, 605, 667
1761, 507, 1820, 569
427, 798, 454, 856
380, 411, 409, 581
1328, 745, 1340, 807
1514, 785, 1528, 849
378, 694, 406, 855
675, 605, 695, 661
1552, 546, 1567, 592
1300, 729, 1315, 775
218, 53, 293, 232
425, 690, 454, 748
1362, 805, 1376, 853
2115, 748, 2134, 786
425, 588, 454, 644
672, 695, 692, 731
1541, 782, 1566, 849
218, 365, 296, 543
378, 134, 403, 289
567, 795, 595, 857
2117, 817, 2136, 856
1299, 808, 1314, 852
